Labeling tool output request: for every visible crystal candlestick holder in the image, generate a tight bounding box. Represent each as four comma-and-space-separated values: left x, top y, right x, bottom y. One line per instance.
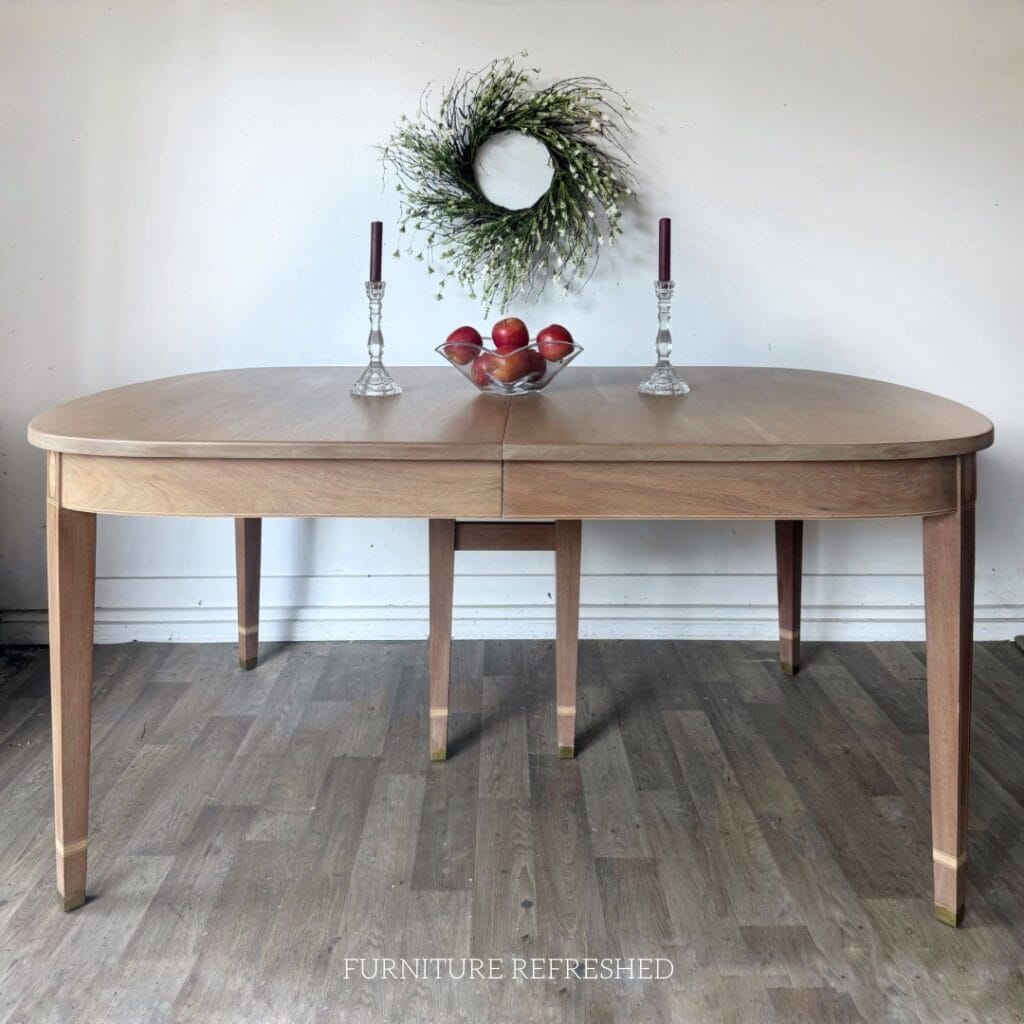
638, 280, 689, 396
351, 281, 402, 397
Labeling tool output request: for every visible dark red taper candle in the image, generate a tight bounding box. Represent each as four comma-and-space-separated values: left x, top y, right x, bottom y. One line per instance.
369, 221, 383, 283
658, 218, 671, 282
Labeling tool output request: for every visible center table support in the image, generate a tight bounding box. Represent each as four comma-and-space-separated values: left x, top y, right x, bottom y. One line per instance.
28, 366, 993, 925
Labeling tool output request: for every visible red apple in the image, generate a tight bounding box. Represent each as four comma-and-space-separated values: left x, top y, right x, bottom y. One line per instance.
536, 324, 575, 362
443, 325, 483, 365
491, 317, 529, 354
489, 349, 533, 383
470, 351, 499, 387
525, 349, 547, 381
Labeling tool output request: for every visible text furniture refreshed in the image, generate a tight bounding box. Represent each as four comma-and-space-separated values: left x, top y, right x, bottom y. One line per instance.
28, 365, 994, 925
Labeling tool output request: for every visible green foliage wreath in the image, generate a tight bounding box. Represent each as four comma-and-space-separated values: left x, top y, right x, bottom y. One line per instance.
382, 55, 636, 313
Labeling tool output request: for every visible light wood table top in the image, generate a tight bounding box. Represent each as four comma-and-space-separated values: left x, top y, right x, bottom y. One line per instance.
29, 365, 993, 462
503, 367, 994, 461
27, 367, 509, 460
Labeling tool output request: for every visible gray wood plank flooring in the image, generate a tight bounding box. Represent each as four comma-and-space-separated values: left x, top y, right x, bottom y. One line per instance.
1, 639, 1023, 1023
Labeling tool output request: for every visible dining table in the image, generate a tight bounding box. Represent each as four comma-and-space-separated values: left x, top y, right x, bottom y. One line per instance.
27, 365, 993, 926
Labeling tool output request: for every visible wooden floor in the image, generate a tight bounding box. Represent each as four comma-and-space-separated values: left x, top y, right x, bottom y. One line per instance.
0, 639, 1022, 1023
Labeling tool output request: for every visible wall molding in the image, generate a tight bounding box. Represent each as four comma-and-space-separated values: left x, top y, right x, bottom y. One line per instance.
1, 571, 1020, 644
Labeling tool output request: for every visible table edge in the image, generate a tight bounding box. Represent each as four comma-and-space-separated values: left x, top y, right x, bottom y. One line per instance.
26, 426, 506, 461
501, 428, 994, 462
28, 425, 994, 463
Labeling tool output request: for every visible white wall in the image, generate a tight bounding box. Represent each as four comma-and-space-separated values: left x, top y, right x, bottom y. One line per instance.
2, 0, 1022, 644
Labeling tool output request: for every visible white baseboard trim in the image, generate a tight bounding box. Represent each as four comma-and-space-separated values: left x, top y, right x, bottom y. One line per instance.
1, 572, 1020, 644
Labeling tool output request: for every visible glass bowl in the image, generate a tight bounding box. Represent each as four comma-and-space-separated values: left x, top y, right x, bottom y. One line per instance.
435, 339, 583, 395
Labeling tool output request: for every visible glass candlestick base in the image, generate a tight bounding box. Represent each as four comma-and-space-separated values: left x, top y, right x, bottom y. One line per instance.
351, 281, 402, 397
351, 362, 402, 396
638, 364, 690, 396
638, 280, 689, 396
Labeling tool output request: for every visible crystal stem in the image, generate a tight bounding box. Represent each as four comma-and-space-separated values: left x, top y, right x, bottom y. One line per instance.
366, 283, 384, 367
655, 281, 673, 367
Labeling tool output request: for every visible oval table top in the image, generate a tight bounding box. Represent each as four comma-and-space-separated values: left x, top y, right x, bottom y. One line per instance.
28, 365, 993, 462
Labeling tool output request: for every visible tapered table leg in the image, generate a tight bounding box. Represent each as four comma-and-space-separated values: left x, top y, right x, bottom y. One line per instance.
234, 518, 261, 670
428, 519, 455, 761
923, 466, 975, 926
46, 453, 97, 912
555, 520, 582, 758
775, 519, 803, 675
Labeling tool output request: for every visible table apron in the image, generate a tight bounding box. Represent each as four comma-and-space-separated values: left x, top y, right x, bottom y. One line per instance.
54, 453, 971, 520
56, 454, 503, 518
502, 457, 968, 519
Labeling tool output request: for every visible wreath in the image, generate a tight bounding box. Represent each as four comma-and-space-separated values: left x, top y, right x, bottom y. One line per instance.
381, 55, 635, 313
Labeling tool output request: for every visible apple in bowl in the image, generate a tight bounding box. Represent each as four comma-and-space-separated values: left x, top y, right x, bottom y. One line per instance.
537, 324, 575, 362
489, 349, 534, 383
491, 317, 530, 354
470, 351, 499, 387
443, 325, 483, 365
525, 349, 547, 381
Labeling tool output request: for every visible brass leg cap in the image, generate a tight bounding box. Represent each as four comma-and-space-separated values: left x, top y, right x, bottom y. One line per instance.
59, 890, 86, 913
781, 661, 798, 676
558, 745, 575, 759
429, 749, 447, 763
240, 656, 257, 671
934, 902, 964, 927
